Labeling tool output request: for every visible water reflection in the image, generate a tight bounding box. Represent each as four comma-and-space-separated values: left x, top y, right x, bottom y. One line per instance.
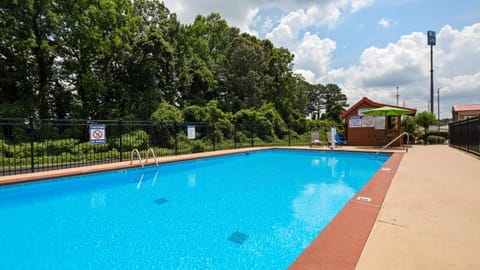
292, 182, 356, 231
188, 173, 197, 188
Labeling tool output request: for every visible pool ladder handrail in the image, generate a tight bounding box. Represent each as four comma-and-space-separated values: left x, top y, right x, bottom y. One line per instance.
376, 132, 410, 155
146, 148, 159, 167
130, 148, 144, 169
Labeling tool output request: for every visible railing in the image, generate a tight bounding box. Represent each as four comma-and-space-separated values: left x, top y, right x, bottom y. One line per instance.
0, 117, 345, 176
376, 132, 410, 155
130, 148, 144, 169
146, 148, 158, 167
449, 115, 480, 156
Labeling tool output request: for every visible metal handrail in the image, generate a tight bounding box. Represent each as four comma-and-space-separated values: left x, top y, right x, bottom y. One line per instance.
146, 148, 159, 167
130, 148, 144, 169
376, 132, 410, 155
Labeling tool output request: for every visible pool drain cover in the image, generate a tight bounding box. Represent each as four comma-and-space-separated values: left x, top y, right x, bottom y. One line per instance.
154, 198, 169, 205
228, 231, 248, 245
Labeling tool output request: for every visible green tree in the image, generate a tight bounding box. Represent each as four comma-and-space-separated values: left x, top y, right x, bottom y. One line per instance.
233, 108, 274, 141
321, 84, 348, 123
415, 111, 436, 130
55, 0, 139, 119
128, 0, 179, 118
179, 13, 239, 107
225, 34, 268, 111
305, 83, 325, 120
151, 102, 183, 122
401, 116, 417, 135
0, 0, 61, 118
183, 105, 208, 122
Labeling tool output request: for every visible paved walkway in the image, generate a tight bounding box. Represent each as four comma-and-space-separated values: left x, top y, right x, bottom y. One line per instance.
356, 145, 480, 269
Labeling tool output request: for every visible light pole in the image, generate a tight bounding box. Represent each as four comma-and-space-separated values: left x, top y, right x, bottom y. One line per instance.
396, 86, 399, 106
427, 31, 436, 114
437, 87, 442, 120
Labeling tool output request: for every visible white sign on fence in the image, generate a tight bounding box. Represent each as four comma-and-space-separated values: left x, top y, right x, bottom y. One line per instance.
89, 124, 106, 144
187, 125, 196, 139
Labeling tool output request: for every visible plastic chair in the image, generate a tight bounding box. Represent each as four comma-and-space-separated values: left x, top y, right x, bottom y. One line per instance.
310, 131, 323, 147
335, 134, 348, 145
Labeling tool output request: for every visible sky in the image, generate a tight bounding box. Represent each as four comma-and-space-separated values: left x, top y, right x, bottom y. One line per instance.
162, 0, 480, 119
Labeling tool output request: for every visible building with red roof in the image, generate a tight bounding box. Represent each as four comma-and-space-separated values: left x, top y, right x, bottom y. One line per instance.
452, 104, 480, 121
340, 97, 416, 146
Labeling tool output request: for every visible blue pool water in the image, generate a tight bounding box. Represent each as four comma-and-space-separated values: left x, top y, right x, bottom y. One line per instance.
0, 149, 389, 269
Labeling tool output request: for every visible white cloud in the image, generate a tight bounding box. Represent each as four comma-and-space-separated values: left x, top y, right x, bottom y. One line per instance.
378, 18, 390, 28
294, 33, 336, 82
350, 0, 375, 12
163, 0, 374, 34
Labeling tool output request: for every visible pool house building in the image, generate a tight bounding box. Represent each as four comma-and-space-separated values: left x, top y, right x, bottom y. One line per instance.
340, 97, 417, 146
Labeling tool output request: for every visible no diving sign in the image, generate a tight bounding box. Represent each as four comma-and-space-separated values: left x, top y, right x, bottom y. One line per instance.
90, 124, 106, 144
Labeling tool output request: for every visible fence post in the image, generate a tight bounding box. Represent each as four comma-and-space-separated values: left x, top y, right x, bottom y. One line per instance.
212, 123, 216, 151
174, 122, 178, 155
119, 119, 123, 161
234, 124, 237, 149
250, 125, 254, 147
288, 124, 291, 146
467, 117, 470, 152
28, 116, 34, 173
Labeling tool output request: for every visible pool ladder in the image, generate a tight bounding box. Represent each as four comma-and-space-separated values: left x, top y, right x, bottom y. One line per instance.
130, 148, 159, 169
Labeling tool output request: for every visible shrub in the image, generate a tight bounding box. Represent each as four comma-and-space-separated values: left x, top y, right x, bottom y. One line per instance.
36, 125, 60, 140
426, 131, 449, 140
33, 142, 47, 156
427, 135, 446, 144
10, 126, 29, 143
191, 140, 207, 153
59, 127, 84, 140
235, 131, 249, 143
45, 139, 79, 155
111, 130, 150, 151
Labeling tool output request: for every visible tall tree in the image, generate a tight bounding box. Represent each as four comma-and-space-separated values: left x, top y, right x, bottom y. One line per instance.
321, 84, 348, 123
225, 34, 268, 111
0, 0, 60, 118
128, 0, 179, 118
56, 0, 137, 119
305, 83, 325, 120
179, 13, 239, 107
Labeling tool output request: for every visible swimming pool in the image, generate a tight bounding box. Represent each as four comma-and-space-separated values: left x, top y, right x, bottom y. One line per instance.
0, 149, 389, 269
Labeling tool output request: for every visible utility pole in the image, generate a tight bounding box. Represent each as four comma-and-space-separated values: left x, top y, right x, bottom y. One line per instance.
427, 30, 436, 114
437, 87, 442, 120
396, 86, 399, 106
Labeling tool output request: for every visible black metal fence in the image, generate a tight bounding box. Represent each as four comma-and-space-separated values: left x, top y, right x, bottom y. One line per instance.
0, 118, 341, 176
449, 115, 480, 156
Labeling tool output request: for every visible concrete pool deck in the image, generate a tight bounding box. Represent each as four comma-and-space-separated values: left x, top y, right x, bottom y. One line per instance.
1, 145, 479, 269
356, 145, 480, 270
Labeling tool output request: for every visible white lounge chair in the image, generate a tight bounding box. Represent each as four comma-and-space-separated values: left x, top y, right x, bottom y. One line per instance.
310, 131, 323, 147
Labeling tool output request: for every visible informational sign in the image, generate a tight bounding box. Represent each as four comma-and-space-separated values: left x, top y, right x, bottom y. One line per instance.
427, 30, 436, 46
349, 116, 362, 127
187, 125, 196, 139
89, 124, 106, 144
362, 116, 375, 127
349, 115, 375, 128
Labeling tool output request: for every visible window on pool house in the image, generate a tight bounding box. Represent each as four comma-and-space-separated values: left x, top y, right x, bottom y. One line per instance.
388, 116, 398, 129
